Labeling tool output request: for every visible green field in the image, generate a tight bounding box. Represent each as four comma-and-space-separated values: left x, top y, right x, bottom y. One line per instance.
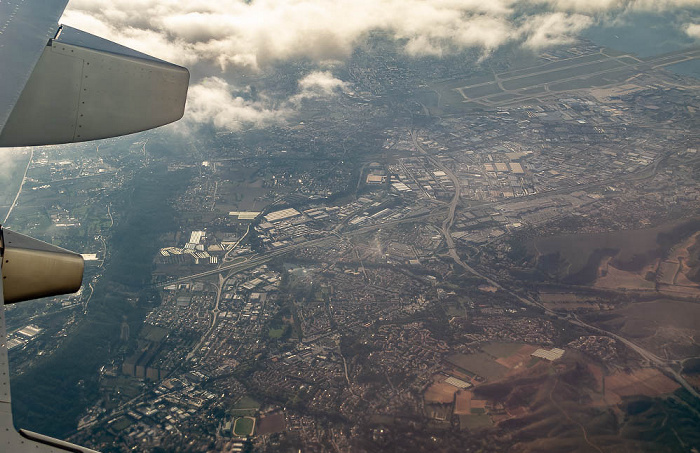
141, 325, 168, 342
459, 414, 492, 431
110, 416, 133, 432
549, 68, 639, 91
268, 327, 285, 338
518, 86, 547, 96
234, 417, 255, 436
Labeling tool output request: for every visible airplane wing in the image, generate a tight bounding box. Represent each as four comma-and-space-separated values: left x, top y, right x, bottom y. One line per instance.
0, 1, 190, 451
0, 1, 189, 147
0, 0, 70, 137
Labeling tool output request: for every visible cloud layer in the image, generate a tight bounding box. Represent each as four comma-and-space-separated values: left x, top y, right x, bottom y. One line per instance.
60, 0, 700, 130
61, 0, 608, 70
185, 71, 349, 131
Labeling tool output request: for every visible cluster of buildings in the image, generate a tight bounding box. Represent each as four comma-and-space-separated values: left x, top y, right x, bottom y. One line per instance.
159, 230, 227, 265
254, 196, 421, 251
6, 324, 42, 351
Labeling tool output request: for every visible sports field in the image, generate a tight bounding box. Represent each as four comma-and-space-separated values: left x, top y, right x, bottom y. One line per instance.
233, 417, 255, 437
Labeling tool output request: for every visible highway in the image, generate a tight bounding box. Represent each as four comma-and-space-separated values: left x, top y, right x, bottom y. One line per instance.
186, 275, 224, 361
155, 208, 435, 288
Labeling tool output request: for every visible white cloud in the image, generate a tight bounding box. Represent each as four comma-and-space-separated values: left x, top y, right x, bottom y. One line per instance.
185, 77, 290, 131
628, 0, 700, 11
521, 13, 594, 49
290, 71, 349, 104
59, 0, 700, 131
184, 71, 349, 131
686, 23, 700, 38
528, 0, 700, 12
61, 0, 597, 71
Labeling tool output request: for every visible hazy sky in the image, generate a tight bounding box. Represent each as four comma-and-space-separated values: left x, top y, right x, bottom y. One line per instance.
60, 0, 700, 131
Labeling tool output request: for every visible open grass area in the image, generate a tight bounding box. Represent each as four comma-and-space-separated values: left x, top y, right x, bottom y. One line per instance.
101, 376, 144, 399
459, 83, 503, 99
482, 342, 523, 358
230, 395, 260, 416
267, 327, 285, 338
499, 53, 608, 79
484, 93, 520, 103
446, 353, 508, 380
586, 298, 700, 360
257, 413, 285, 435
459, 414, 492, 431
110, 416, 133, 432
501, 59, 625, 90
549, 68, 639, 91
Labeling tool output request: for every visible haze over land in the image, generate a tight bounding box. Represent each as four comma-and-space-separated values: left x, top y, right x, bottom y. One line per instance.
2, 1, 700, 452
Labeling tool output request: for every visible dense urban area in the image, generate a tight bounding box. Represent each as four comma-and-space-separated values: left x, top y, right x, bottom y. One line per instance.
4, 34, 700, 453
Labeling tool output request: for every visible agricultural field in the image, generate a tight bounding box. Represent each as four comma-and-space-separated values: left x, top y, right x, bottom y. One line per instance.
214, 170, 271, 213
584, 299, 700, 360
594, 257, 657, 291
481, 342, 523, 358
458, 414, 492, 431
424, 381, 458, 404
470, 354, 695, 453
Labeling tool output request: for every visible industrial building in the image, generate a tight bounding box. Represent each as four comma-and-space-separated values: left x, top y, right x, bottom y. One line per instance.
264, 208, 302, 222
531, 347, 565, 361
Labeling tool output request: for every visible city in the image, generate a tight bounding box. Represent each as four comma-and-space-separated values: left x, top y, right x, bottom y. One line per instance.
3, 25, 700, 453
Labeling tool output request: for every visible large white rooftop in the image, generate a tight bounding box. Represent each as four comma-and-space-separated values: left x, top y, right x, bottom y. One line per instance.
264, 208, 301, 222
531, 347, 565, 361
